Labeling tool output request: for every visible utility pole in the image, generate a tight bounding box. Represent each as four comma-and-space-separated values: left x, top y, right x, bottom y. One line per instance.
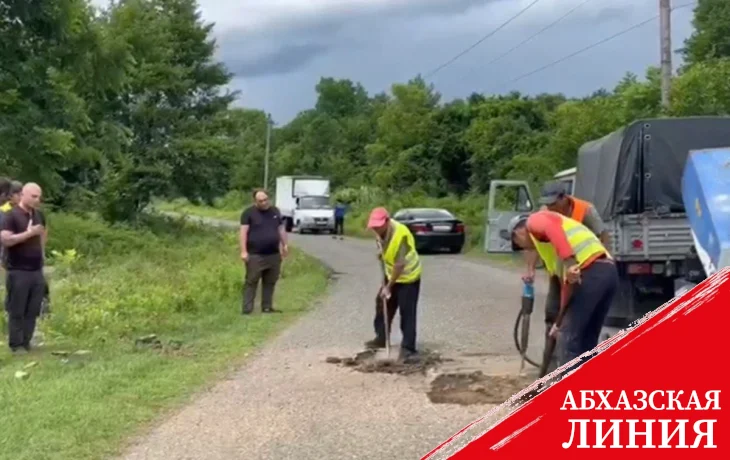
263, 113, 272, 189
659, 0, 672, 110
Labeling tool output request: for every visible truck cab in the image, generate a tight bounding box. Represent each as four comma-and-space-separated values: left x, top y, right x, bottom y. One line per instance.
293, 195, 335, 234
553, 167, 575, 195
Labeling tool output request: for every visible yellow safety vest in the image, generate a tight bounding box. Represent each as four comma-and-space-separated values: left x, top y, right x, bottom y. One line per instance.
530, 214, 610, 280
0, 202, 11, 212
381, 220, 422, 284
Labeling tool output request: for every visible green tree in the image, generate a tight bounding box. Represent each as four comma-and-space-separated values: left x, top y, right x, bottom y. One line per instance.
671, 58, 730, 116
364, 77, 441, 192
99, 0, 235, 220
0, 0, 117, 200
314, 77, 369, 119
682, 0, 730, 66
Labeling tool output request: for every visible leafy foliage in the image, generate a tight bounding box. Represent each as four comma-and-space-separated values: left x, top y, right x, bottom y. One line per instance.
1, 0, 236, 221
681, 0, 730, 66
3, 0, 730, 230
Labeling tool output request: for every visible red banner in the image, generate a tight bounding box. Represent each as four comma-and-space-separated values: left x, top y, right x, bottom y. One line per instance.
424, 268, 730, 459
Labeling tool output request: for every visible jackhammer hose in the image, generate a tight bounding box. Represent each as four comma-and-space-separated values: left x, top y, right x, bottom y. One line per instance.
513, 310, 541, 368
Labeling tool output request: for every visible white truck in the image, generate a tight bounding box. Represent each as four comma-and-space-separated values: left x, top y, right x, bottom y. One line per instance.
275, 175, 335, 234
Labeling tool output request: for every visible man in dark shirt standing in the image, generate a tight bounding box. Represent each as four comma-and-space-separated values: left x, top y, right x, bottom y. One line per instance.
1, 181, 27, 311
333, 200, 347, 240
240, 189, 288, 315
1, 183, 47, 353
0, 180, 20, 267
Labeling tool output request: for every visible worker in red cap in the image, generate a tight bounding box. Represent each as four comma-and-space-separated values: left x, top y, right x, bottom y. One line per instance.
364, 207, 423, 361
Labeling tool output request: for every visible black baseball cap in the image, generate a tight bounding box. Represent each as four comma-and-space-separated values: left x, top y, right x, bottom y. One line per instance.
539, 181, 568, 205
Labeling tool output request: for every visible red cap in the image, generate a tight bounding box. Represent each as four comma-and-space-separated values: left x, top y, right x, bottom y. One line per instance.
367, 207, 389, 228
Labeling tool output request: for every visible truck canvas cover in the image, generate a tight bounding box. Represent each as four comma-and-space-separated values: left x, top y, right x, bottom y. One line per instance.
574, 117, 730, 220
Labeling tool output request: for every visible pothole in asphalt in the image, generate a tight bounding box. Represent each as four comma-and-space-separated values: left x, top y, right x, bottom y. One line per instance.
325, 349, 448, 376
326, 350, 537, 406
426, 371, 535, 406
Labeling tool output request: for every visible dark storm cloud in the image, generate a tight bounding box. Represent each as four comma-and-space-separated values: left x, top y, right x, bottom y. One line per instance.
374, 0, 500, 19
219, 0, 696, 122
215, 0, 501, 78
593, 5, 636, 24
224, 43, 330, 78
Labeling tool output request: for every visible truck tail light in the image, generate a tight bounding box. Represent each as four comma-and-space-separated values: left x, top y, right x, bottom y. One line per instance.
627, 263, 652, 275
631, 239, 643, 249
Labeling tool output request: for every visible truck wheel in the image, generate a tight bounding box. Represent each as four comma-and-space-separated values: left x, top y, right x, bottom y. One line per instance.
285, 218, 293, 233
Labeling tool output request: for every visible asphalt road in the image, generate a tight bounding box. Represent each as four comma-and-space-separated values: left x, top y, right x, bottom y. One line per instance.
120, 223, 549, 460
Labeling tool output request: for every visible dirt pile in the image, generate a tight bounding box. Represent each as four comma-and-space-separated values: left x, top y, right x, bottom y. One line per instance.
325, 349, 447, 376
327, 350, 538, 406
427, 371, 534, 406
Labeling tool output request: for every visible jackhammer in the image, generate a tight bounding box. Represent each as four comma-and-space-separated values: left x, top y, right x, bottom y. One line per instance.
514, 279, 540, 369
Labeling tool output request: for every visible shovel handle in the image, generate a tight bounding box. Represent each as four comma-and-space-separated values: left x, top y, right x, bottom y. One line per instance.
375, 237, 391, 357
381, 295, 391, 357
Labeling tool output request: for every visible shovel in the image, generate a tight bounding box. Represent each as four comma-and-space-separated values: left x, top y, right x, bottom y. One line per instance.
375, 238, 392, 361
379, 294, 391, 360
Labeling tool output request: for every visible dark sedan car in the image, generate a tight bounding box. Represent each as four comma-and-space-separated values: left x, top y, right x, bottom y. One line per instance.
393, 208, 466, 254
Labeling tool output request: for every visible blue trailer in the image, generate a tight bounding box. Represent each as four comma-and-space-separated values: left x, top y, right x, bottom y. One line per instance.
676, 147, 730, 293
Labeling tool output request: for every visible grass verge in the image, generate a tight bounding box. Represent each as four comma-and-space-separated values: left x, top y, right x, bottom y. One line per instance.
0, 212, 328, 460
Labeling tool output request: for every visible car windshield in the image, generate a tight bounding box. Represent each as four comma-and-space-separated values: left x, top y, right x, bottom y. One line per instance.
400, 209, 454, 219
298, 196, 331, 209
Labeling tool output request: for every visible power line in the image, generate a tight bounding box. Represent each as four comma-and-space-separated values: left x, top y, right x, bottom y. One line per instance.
480, 0, 598, 70
493, 2, 697, 90
424, 0, 542, 79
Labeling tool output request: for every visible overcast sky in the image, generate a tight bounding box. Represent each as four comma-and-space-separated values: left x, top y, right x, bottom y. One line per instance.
93, 0, 696, 124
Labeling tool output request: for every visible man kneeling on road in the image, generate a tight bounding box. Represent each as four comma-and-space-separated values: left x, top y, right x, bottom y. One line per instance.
523, 182, 609, 374
364, 207, 422, 362
509, 210, 617, 368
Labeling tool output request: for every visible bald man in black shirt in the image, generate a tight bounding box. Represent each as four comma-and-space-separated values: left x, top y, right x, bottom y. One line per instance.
1, 183, 47, 352
239, 189, 288, 315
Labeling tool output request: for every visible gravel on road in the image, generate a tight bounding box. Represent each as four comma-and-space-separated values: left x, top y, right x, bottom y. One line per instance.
120, 222, 549, 460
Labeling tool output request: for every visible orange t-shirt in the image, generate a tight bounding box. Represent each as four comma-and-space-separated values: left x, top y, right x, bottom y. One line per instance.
527, 210, 605, 270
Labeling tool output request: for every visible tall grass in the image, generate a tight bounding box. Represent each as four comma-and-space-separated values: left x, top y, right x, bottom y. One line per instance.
0, 212, 329, 460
